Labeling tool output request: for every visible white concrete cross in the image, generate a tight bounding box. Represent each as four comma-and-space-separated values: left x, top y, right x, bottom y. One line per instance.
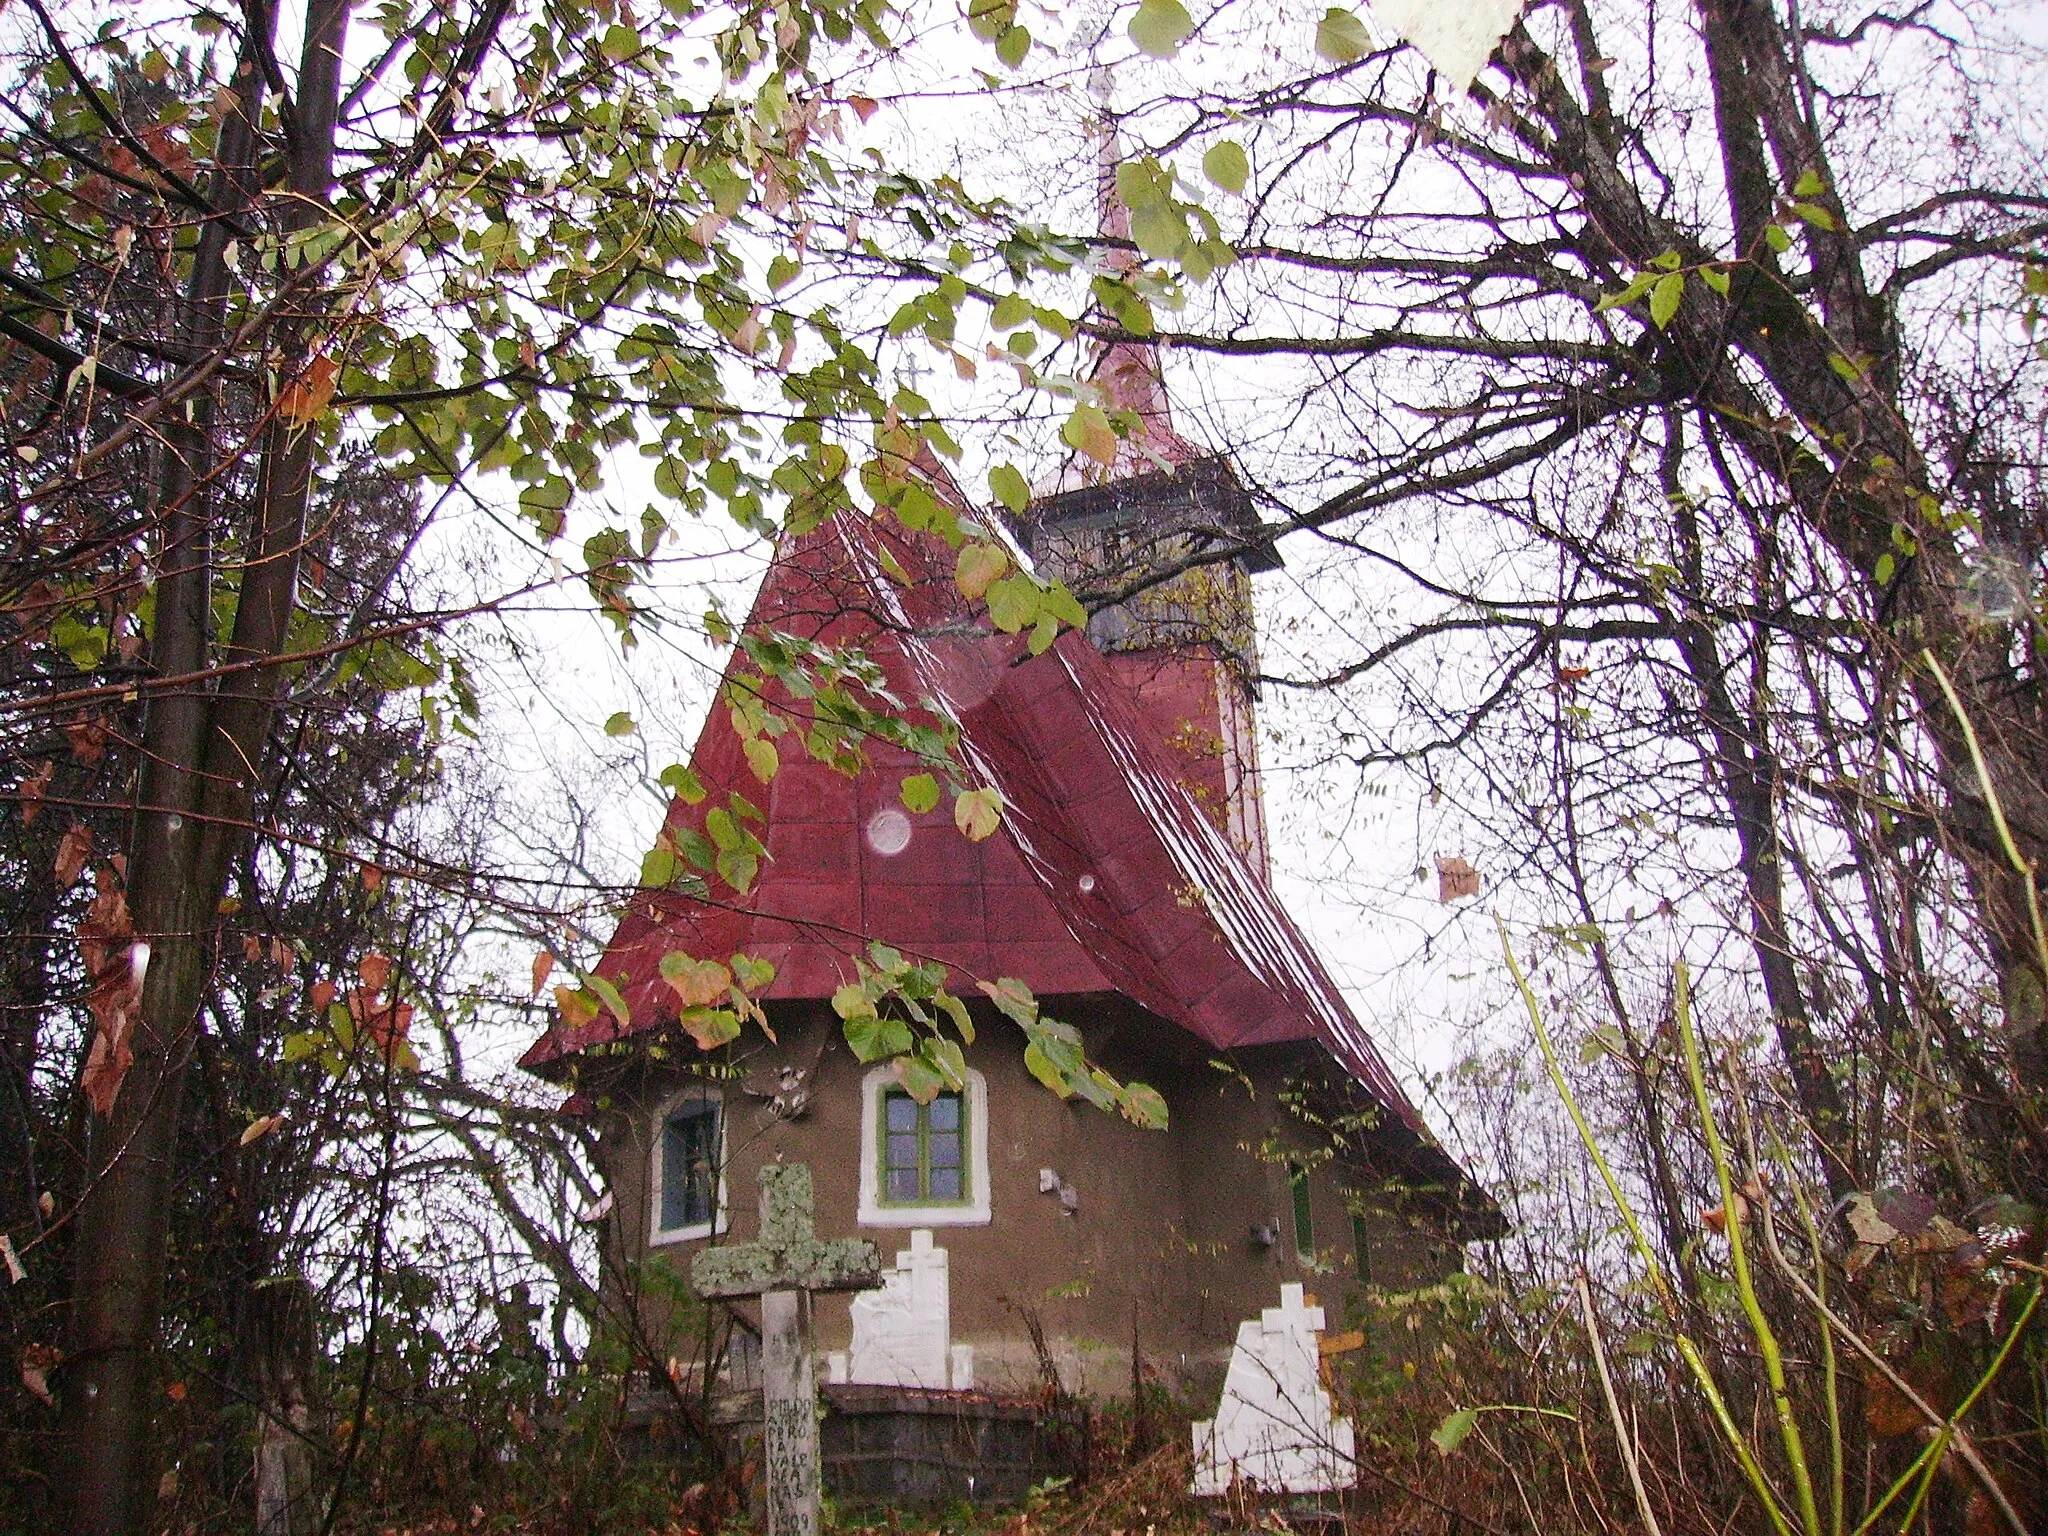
693, 1164, 881, 1536
1192, 1282, 1358, 1496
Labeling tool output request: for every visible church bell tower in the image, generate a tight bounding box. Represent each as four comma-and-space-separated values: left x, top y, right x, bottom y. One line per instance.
1002, 124, 1282, 873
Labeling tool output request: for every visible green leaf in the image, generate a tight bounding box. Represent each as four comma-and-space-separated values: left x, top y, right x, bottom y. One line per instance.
1578, 1023, 1626, 1063
1764, 222, 1792, 253
1118, 1081, 1169, 1129
1315, 7, 1370, 63
956, 541, 1009, 600
1790, 201, 1838, 232
897, 1050, 948, 1102
988, 463, 1031, 514
640, 843, 681, 888
585, 972, 633, 1028
1128, 0, 1194, 58
605, 711, 637, 736
1062, 403, 1119, 466
1699, 265, 1731, 297
1594, 271, 1657, 313
715, 847, 759, 894
705, 808, 741, 851
599, 22, 641, 60
954, 786, 1003, 841
984, 573, 1038, 633
1793, 168, 1826, 197
744, 736, 780, 784
900, 773, 942, 814
936, 991, 975, 1043
978, 975, 1038, 1026
991, 294, 1031, 330
1874, 551, 1895, 585
1203, 140, 1249, 195
1648, 270, 1684, 329
995, 22, 1030, 67
844, 1011, 914, 1063
679, 1007, 743, 1050
731, 953, 777, 992
1024, 1040, 1075, 1098
923, 1036, 969, 1092
1431, 1408, 1478, 1456
660, 764, 707, 803
965, 0, 1013, 42
832, 982, 876, 1021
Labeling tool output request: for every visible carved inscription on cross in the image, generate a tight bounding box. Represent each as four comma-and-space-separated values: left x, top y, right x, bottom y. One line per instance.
693, 1163, 880, 1536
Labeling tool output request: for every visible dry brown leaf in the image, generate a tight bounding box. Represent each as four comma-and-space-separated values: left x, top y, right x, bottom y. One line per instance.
346, 986, 413, 1061
358, 951, 393, 992
239, 1114, 282, 1146
242, 933, 264, 964
54, 822, 93, 887
1845, 1193, 1900, 1247
64, 716, 109, 764
531, 949, 556, 998
277, 353, 339, 426
847, 94, 879, 122
270, 937, 295, 973
79, 865, 146, 1117
21, 1343, 61, 1406
18, 761, 54, 825
81, 948, 146, 1118
554, 985, 599, 1030
1435, 855, 1480, 903
309, 978, 337, 1010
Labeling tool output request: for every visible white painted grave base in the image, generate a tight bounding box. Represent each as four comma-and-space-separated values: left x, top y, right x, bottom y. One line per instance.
826, 1230, 974, 1391
1192, 1283, 1357, 1495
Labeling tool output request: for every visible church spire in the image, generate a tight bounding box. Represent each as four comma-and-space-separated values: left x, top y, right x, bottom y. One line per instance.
993, 93, 1281, 871
1084, 78, 1180, 472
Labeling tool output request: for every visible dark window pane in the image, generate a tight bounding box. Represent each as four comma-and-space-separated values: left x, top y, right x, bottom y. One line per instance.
928, 1133, 961, 1168
662, 1102, 719, 1231
1351, 1209, 1372, 1285
927, 1094, 960, 1132
887, 1167, 921, 1202
886, 1095, 919, 1132
1289, 1163, 1314, 1254
928, 1167, 961, 1201
886, 1133, 920, 1171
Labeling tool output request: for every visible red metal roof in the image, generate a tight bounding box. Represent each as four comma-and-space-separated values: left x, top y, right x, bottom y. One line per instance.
518, 508, 1426, 1137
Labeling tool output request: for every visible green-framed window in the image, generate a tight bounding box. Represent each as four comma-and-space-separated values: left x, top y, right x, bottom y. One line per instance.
1288, 1162, 1314, 1256
879, 1089, 968, 1206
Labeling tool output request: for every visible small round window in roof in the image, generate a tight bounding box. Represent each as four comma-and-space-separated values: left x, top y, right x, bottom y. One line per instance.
865, 807, 913, 857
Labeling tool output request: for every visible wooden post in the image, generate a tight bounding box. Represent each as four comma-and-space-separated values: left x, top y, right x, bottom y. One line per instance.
248, 1277, 317, 1536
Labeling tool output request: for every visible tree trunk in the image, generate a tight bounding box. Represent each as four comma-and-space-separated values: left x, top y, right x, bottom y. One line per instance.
62, 5, 351, 1531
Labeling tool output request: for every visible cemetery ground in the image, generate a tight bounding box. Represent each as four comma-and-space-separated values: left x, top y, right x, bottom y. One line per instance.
319, 1344, 1493, 1536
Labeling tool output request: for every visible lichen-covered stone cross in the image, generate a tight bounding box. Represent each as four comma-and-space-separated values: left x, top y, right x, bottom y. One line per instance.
694, 1163, 879, 1536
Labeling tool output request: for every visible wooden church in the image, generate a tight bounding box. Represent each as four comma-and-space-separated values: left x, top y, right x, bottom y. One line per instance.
520, 206, 1499, 1496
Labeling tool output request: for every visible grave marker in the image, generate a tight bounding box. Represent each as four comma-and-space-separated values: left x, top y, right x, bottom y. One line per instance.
694, 1163, 881, 1536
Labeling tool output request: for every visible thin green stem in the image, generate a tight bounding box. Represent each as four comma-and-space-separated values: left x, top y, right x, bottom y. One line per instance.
1499, 920, 1798, 1536
1674, 963, 1823, 1536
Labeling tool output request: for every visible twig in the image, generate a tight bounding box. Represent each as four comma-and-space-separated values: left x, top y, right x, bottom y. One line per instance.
1578, 1273, 1665, 1536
